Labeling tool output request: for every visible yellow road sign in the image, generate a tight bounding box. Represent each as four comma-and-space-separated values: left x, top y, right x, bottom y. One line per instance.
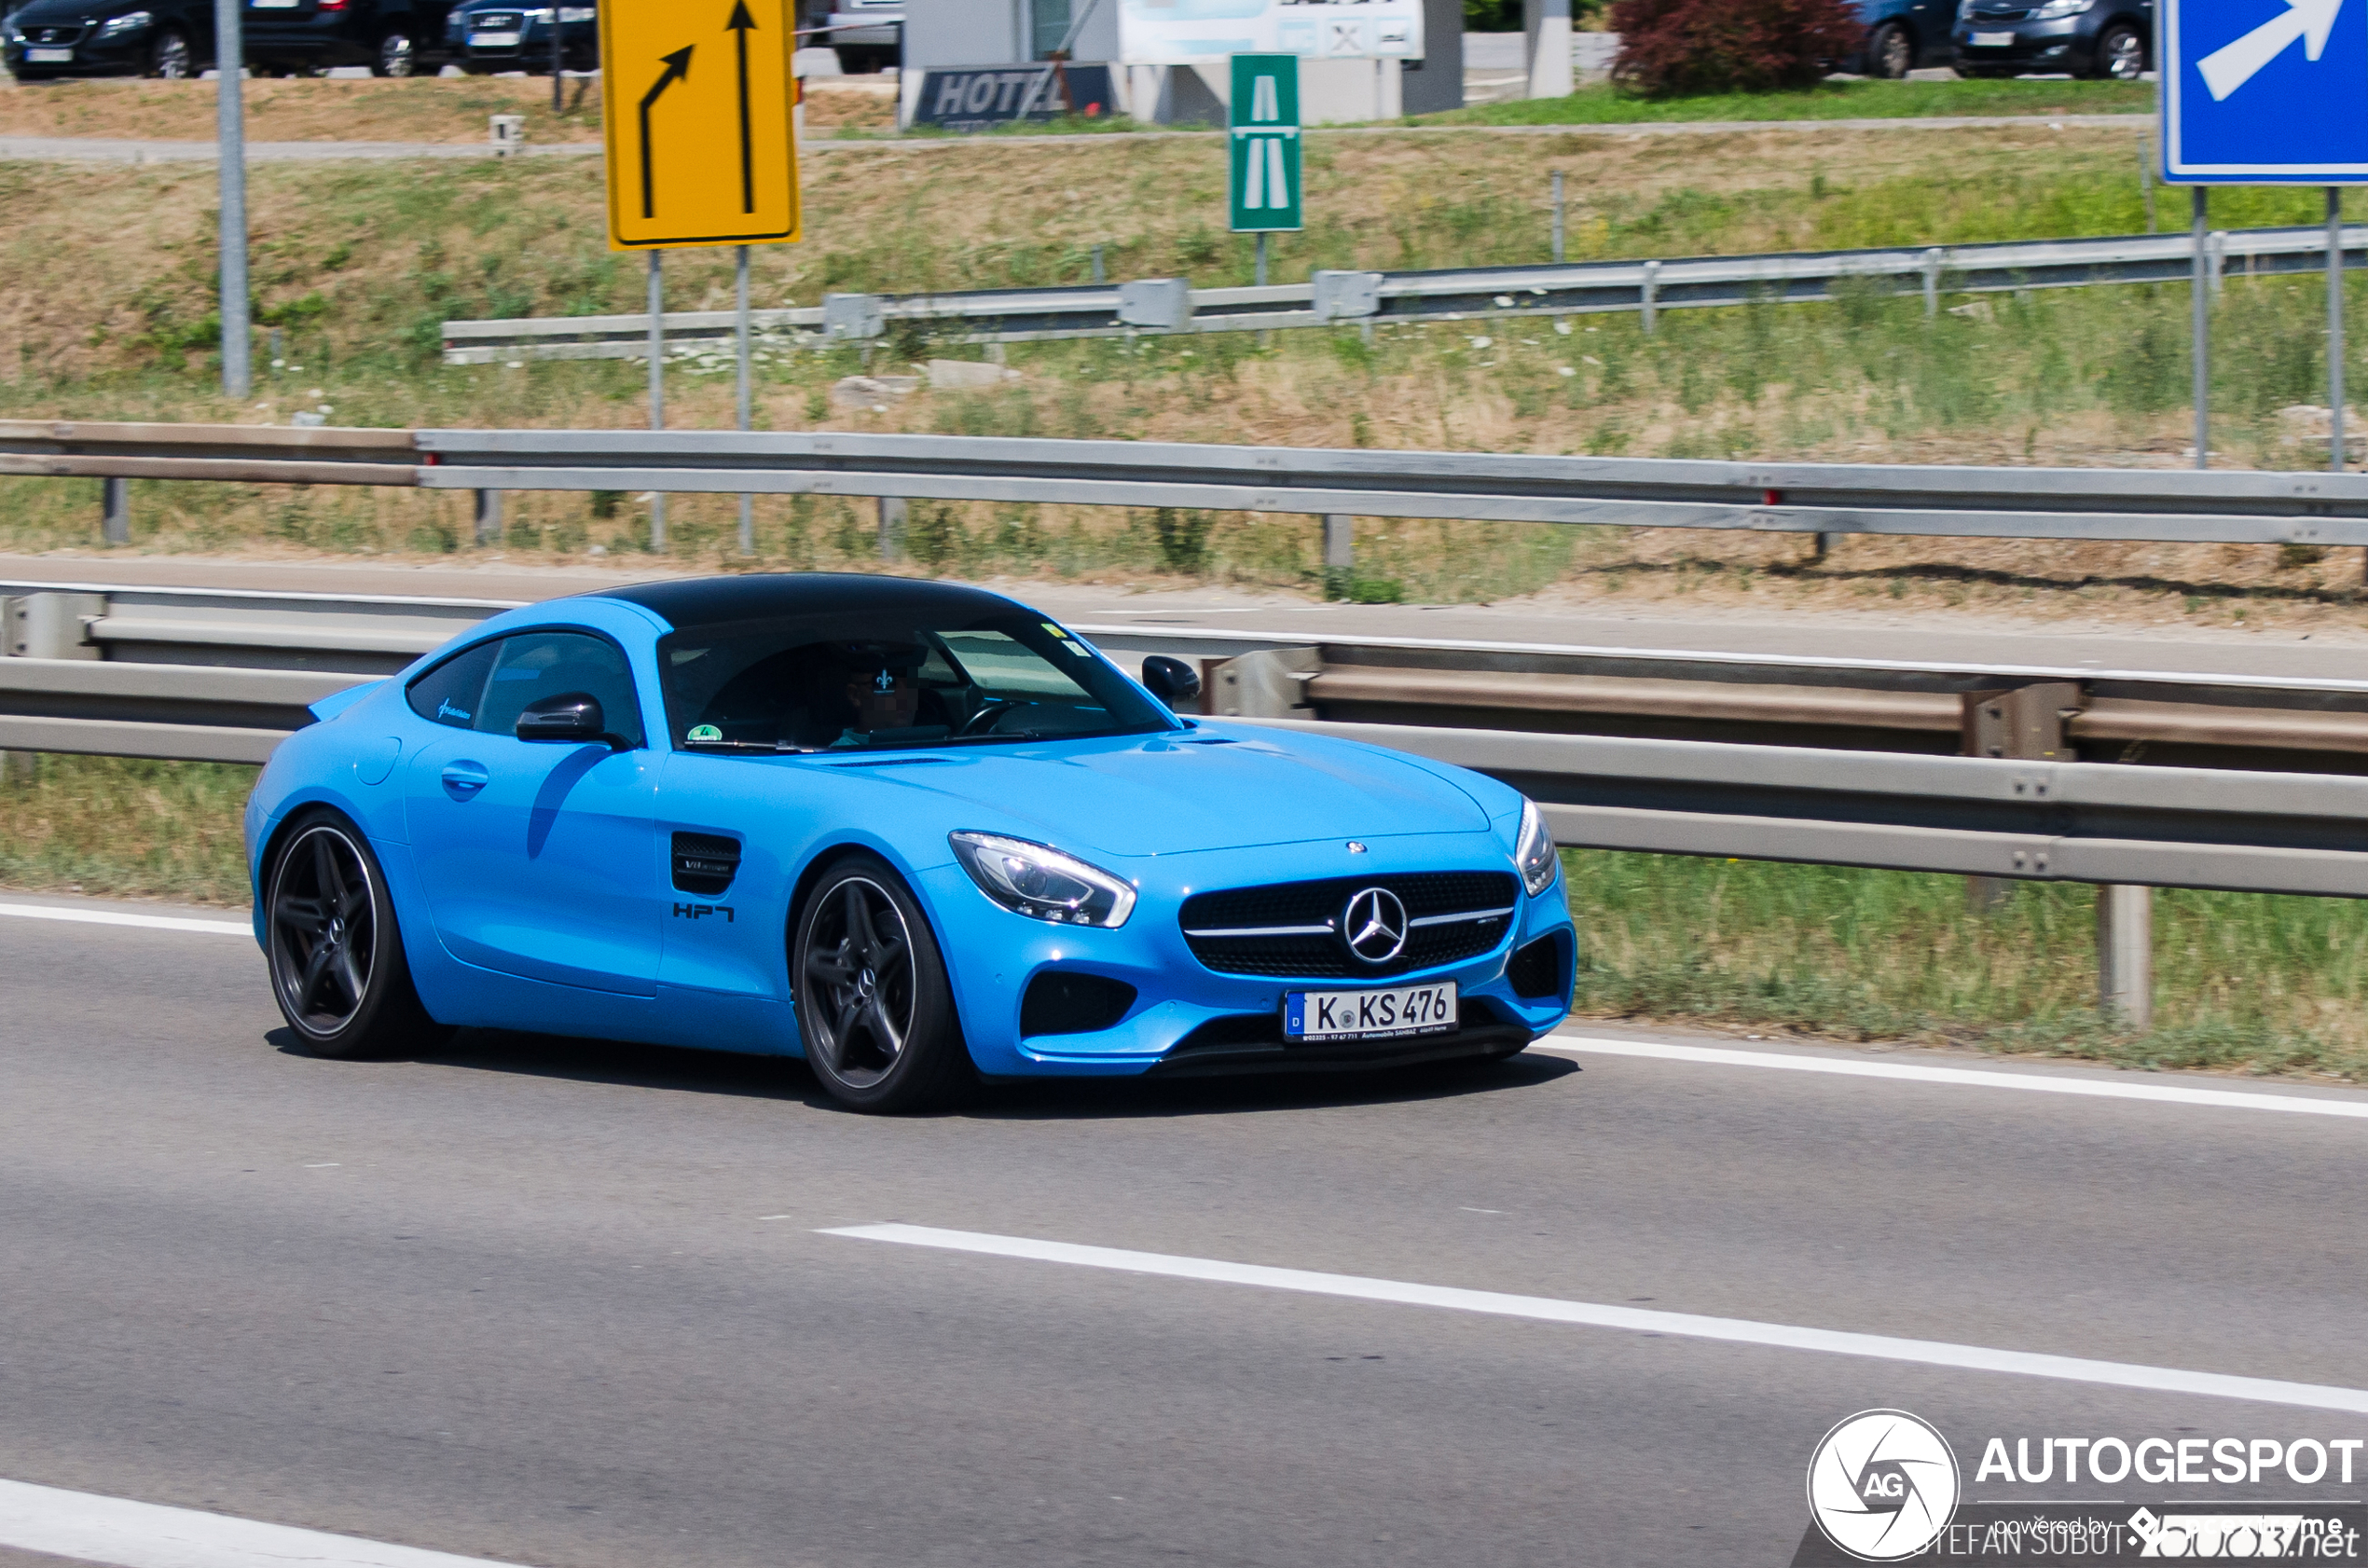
600, 0, 801, 251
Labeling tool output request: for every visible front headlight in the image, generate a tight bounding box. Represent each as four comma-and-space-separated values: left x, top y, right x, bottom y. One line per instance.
96, 9, 153, 36
950, 832, 1137, 928
1516, 798, 1558, 898
2029, 0, 2092, 18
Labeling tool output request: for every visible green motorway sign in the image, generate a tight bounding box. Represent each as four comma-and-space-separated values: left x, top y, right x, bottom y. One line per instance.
1228, 53, 1301, 234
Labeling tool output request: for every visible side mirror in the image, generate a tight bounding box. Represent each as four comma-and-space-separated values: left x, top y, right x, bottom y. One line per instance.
1141, 655, 1203, 712
516, 691, 621, 747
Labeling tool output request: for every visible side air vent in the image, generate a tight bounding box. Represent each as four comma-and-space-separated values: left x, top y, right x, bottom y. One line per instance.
1021, 972, 1138, 1038
672, 832, 742, 895
1507, 933, 1570, 1002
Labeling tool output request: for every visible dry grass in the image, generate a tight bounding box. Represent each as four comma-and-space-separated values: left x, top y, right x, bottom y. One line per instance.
1, 121, 2363, 626
0, 754, 255, 903
0, 74, 606, 142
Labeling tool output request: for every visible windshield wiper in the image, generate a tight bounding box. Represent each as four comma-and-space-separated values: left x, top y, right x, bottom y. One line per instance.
680, 738, 818, 753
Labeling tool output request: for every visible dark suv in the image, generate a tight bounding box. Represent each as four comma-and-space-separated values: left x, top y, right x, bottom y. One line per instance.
3, 0, 214, 78
1952, 0, 2152, 78
242, 0, 461, 76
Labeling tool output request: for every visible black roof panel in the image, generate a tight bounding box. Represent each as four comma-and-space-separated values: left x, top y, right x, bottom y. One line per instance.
594, 573, 1023, 632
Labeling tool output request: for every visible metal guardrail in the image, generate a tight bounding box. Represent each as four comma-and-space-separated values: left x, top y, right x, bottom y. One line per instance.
1248, 719, 2368, 901
13, 576, 2368, 777
11, 421, 2368, 555
437, 223, 2367, 362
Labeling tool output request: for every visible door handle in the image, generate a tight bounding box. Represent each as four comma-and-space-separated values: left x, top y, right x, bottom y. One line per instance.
440, 761, 490, 799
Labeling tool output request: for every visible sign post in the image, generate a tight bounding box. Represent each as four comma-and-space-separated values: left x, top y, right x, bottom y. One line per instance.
600, 0, 803, 548
2162, 0, 2365, 471
1229, 54, 1301, 288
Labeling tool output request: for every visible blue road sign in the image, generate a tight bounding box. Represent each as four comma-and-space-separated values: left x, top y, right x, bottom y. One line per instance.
2164, 0, 2368, 181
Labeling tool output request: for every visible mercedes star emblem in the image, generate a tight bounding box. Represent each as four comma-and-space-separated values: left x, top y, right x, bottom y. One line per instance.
1342, 887, 1410, 965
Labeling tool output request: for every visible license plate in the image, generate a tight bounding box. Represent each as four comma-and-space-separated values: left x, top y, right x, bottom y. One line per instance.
1286, 983, 1458, 1042
249, 0, 299, 8
24, 46, 72, 61
1971, 31, 2017, 45
473, 30, 522, 45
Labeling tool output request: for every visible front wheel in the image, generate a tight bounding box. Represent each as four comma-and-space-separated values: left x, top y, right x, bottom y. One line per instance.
147, 28, 192, 78
792, 853, 972, 1113
266, 812, 448, 1059
373, 30, 414, 76
2092, 21, 2144, 79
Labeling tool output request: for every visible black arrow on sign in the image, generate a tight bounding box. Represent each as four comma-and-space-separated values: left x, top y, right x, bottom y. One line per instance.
726, 0, 757, 214
639, 45, 694, 220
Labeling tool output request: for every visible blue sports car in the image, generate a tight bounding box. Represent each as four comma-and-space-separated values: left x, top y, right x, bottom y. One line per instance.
243, 575, 1576, 1112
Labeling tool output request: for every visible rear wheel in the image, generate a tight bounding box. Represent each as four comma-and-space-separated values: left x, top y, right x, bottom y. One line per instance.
147, 27, 192, 78
2092, 21, 2144, 79
266, 812, 448, 1059
1867, 21, 1914, 78
792, 853, 972, 1113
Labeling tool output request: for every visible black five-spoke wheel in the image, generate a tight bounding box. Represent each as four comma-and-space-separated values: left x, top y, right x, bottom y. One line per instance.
793, 854, 971, 1112
266, 812, 446, 1058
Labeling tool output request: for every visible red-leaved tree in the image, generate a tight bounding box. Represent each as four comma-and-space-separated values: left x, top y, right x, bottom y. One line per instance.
1608, 0, 1867, 95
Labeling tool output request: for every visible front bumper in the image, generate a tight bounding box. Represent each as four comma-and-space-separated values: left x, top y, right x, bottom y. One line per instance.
1951, 16, 2096, 69
918, 833, 1576, 1080
4, 31, 151, 73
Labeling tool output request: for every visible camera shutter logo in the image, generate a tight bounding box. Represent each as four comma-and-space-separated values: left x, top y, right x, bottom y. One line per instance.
1806, 1410, 1961, 1561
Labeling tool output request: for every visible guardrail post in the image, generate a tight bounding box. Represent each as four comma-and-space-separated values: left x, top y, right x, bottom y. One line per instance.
1551, 171, 1565, 265
2097, 884, 2155, 1030
877, 497, 906, 560
473, 488, 503, 545
1962, 682, 2081, 912
1921, 249, 1942, 318
101, 477, 129, 545
1322, 513, 1355, 594
1640, 260, 1660, 335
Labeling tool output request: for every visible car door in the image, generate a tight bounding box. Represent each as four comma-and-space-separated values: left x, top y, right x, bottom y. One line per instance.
402, 629, 664, 997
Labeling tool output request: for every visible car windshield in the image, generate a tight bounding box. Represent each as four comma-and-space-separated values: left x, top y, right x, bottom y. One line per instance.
654, 612, 1177, 754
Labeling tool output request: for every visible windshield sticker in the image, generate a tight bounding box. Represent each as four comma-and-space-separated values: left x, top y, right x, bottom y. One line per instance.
688, 724, 723, 742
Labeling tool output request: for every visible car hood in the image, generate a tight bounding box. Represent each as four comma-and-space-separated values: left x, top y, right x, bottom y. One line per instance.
880, 728, 1493, 859
11, 0, 112, 19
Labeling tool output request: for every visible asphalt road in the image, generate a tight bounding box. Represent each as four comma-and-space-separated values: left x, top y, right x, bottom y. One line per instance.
5, 897, 2367, 1567
6, 553, 2361, 682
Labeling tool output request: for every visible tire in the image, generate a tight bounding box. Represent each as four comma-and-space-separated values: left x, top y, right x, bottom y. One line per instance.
792, 852, 973, 1113
265, 810, 449, 1059
373, 30, 414, 76
1867, 21, 1914, 78
2092, 21, 2144, 79
146, 27, 191, 79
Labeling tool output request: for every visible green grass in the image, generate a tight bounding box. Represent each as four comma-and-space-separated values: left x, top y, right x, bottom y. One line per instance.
4, 756, 2362, 1082
1566, 849, 2368, 1080
0, 754, 256, 904
1415, 77, 2155, 127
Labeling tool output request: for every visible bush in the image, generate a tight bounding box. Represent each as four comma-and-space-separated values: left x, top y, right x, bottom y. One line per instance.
1609, 0, 1866, 95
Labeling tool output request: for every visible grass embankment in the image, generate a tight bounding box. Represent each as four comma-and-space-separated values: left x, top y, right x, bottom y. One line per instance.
2, 122, 2365, 619
1414, 77, 2154, 127
0, 73, 897, 142
7, 755, 2361, 1080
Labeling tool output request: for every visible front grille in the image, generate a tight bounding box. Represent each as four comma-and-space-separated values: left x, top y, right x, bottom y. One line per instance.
1180, 871, 1518, 980
473, 11, 524, 25
27, 24, 86, 43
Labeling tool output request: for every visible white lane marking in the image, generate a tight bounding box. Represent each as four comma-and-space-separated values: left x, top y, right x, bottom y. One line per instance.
824, 1223, 2368, 1416
1539, 1034, 2368, 1121
0, 902, 250, 937
0, 1476, 529, 1568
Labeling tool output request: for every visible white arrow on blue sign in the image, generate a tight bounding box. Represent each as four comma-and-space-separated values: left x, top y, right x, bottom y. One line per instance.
2165, 0, 2368, 180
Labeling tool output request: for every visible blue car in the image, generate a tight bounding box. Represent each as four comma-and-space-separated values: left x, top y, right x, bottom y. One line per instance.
242, 574, 1576, 1112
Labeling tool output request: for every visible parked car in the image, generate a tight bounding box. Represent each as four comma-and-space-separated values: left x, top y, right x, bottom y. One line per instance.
242, 0, 463, 78
804, 0, 899, 74
442, 0, 593, 73
3, 0, 213, 79
1952, 0, 2151, 78
244, 574, 1576, 1113
1852, 0, 1959, 76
